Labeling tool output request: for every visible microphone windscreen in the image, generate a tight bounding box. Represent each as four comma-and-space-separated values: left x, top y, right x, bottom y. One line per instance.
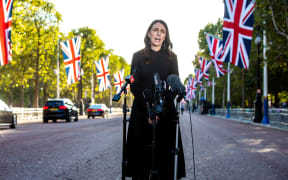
143, 88, 153, 100
167, 74, 186, 95
154, 72, 161, 87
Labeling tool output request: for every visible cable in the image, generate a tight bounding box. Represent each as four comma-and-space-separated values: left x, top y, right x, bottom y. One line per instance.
188, 106, 196, 180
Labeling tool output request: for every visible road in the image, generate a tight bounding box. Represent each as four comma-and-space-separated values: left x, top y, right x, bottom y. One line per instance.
0, 112, 287, 180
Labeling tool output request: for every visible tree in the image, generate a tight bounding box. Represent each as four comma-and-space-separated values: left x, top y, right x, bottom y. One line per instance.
10, 0, 61, 107
255, 0, 288, 107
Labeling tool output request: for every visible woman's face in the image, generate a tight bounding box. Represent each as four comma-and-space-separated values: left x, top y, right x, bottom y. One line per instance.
148, 22, 166, 50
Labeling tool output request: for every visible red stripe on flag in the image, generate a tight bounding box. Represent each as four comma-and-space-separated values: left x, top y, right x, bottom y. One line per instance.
0, 2, 8, 65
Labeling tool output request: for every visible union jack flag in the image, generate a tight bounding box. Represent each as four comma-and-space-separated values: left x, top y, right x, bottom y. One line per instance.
114, 69, 125, 94
60, 36, 81, 85
0, 0, 14, 66
95, 56, 110, 91
211, 59, 228, 78
195, 69, 203, 86
207, 81, 214, 87
186, 77, 197, 100
206, 33, 228, 77
222, 0, 255, 69
198, 56, 212, 80
206, 33, 224, 62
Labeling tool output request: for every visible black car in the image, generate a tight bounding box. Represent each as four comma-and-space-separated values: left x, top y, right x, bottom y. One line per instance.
0, 99, 17, 128
87, 104, 109, 118
43, 98, 78, 123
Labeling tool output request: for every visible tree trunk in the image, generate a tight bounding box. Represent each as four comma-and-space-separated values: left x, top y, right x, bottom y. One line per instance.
34, 70, 39, 108
274, 92, 280, 108
43, 84, 48, 107
34, 20, 40, 108
222, 87, 225, 108
20, 85, 24, 107
34, 53, 40, 108
9, 85, 14, 107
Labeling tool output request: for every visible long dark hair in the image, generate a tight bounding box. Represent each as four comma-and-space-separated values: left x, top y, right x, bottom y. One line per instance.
143, 19, 174, 59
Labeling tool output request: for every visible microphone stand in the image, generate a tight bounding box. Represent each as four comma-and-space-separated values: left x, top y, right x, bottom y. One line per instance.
173, 95, 183, 180
122, 89, 128, 180
149, 105, 160, 180
112, 82, 130, 180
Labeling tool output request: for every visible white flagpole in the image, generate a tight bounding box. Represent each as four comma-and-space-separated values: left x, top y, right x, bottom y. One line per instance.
262, 23, 269, 124
212, 77, 215, 115
226, 63, 231, 118
91, 65, 94, 104
204, 86, 207, 101
199, 89, 201, 103
56, 38, 60, 98
195, 91, 198, 108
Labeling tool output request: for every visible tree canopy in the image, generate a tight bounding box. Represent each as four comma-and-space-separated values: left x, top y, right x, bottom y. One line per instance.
190, 0, 288, 108
0, 0, 131, 108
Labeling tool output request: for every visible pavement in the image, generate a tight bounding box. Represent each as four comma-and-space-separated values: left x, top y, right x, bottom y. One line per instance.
211, 114, 288, 131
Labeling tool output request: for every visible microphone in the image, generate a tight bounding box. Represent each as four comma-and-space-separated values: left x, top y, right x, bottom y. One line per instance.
143, 88, 153, 102
112, 69, 136, 102
154, 72, 160, 87
154, 72, 164, 114
167, 74, 186, 101
143, 88, 154, 119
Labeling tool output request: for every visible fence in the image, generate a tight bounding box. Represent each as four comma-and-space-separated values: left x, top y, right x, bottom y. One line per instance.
214, 108, 288, 128
12, 107, 123, 123
12, 108, 43, 122
12, 107, 288, 127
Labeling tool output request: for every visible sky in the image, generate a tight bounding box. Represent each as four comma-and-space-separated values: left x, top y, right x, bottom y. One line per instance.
49, 0, 224, 81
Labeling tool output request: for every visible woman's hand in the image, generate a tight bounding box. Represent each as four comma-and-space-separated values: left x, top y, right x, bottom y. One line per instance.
148, 115, 159, 125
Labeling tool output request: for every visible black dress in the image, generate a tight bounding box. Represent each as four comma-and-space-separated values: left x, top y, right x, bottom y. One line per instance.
126, 49, 186, 179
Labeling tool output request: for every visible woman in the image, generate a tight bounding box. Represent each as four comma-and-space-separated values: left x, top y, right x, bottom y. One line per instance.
126, 19, 186, 180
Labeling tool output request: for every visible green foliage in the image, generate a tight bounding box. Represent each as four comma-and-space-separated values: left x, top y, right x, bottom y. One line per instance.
0, 0, 131, 107
254, 0, 288, 106
191, 1, 288, 107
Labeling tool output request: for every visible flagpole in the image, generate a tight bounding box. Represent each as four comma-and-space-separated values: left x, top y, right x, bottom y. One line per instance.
204, 86, 207, 101
110, 88, 112, 113
212, 77, 215, 115
199, 89, 201, 111
226, 63, 230, 118
91, 64, 94, 104
56, 38, 60, 98
262, 23, 269, 124
195, 91, 197, 109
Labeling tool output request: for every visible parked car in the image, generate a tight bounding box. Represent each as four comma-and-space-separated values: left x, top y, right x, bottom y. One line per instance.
43, 98, 78, 123
87, 104, 109, 118
0, 99, 17, 128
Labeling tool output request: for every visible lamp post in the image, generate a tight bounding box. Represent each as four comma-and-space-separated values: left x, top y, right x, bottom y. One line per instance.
254, 27, 263, 123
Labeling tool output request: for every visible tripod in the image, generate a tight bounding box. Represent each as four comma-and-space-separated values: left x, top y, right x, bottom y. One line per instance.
173, 100, 181, 180
112, 88, 128, 180
145, 102, 160, 180
113, 89, 129, 180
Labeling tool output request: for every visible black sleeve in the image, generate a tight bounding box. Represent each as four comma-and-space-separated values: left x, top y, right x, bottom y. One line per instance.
164, 54, 180, 120
130, 53, 145, 107
171, 54, 179, 76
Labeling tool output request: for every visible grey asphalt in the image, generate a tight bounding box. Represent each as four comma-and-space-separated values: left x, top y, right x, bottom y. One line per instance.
180, 111, 288, 180
0, 112, 287, 180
